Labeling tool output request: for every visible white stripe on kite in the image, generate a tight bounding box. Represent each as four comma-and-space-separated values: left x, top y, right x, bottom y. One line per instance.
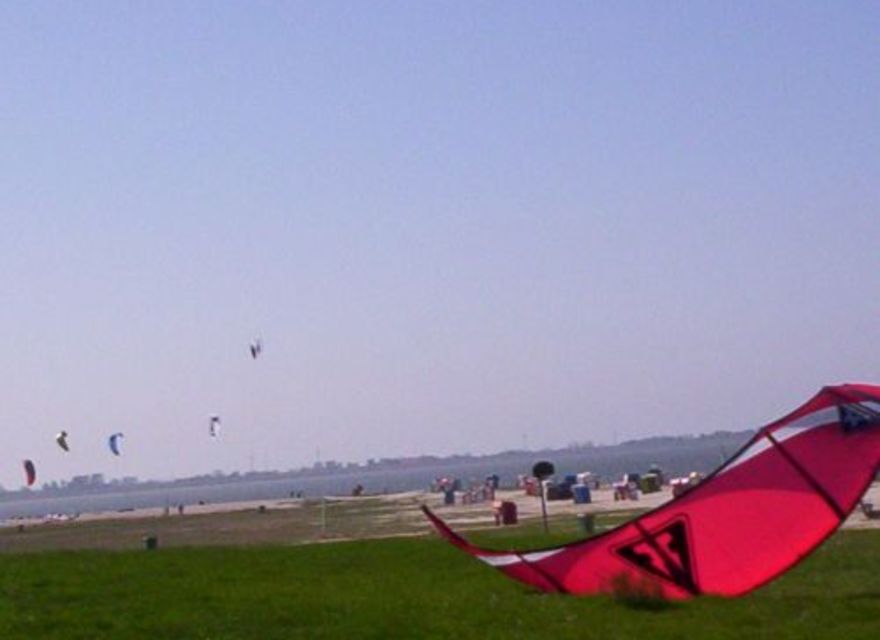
478, 555, 521, 567
478, 549, 564, 567
720, 405, 843, 476
521, 550, 564, 563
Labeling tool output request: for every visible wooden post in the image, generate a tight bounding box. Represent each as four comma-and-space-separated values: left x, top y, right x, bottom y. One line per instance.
540, 480, 549, 533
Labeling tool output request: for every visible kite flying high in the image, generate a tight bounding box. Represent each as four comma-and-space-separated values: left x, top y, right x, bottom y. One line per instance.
23, 459, 36, 487
423, 383, 880, 598
55, 430, 70, 452
209, 415, 221, 438
108, 432, 125, 456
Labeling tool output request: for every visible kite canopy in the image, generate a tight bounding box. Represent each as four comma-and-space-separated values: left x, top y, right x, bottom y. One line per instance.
249, 338, 262, 360
108, 432, 124, 456
55, 431, 70, 452
423, 383, 880, 599
23, 459, 36, 487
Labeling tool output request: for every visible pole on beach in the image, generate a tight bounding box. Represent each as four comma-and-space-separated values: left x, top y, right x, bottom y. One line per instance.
321, 498, 327, 537
539, 481, 549, 533
532, 461, 555, 534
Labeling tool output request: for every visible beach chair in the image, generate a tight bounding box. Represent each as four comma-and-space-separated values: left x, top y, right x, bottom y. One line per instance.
860, 501, 880, 520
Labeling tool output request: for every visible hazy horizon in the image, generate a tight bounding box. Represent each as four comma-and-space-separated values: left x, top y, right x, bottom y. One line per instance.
4, 421, 758, 491
2, 3, 878, 489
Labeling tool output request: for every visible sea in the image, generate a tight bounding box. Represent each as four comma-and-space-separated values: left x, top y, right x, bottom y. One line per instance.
0, 430, 753, 520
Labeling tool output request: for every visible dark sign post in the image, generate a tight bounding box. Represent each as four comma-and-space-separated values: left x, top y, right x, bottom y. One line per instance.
532, 461, 555, 533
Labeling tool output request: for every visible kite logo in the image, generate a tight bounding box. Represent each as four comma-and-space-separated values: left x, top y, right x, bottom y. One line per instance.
839, 404, 880, 434
615, 517, 700, 595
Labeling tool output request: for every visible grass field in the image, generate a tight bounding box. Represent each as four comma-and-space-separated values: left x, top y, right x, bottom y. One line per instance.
0, 496, 432, 553
0, 496, 645, 553
1, 522, 879, 639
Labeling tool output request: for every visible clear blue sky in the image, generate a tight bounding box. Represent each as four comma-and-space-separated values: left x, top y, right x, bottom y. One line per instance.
1, 2, 878, 488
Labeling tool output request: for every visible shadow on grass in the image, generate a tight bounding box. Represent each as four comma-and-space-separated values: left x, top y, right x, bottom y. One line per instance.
521, 576, 681, 612
609, 574, 680, 612
616, 594, 679, 612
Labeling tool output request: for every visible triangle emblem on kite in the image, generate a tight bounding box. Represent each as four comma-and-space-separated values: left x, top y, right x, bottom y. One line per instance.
615, 518, 700, 595
839, 403, 880, 434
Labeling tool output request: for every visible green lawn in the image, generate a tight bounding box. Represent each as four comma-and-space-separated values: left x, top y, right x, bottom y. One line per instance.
1, 527, 878, 639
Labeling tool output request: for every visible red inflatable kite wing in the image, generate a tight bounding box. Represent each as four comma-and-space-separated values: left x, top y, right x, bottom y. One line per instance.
423, 383, 880, 598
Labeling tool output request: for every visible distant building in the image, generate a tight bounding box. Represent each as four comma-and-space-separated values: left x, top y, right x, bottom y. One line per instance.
69, 473, 106, 488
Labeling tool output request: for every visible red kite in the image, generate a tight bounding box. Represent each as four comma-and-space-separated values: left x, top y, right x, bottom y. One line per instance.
23, 459, 36, 487
423, 383, 880, 598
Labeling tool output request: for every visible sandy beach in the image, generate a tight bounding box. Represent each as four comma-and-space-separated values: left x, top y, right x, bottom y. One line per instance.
2, 482, 878, 553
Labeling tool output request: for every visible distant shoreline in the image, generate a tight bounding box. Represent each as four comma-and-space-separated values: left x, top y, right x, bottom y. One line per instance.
1, 429, 755, 520
2, 483, 878, 554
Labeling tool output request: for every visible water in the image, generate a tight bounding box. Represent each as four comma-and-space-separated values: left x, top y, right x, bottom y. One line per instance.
0, 430, 752, 520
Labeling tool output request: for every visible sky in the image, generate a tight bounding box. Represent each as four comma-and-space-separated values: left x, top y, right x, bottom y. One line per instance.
1, 2, 878, 489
